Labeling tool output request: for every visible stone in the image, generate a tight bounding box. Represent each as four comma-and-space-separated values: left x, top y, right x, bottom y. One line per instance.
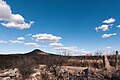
103, 55, 111, 70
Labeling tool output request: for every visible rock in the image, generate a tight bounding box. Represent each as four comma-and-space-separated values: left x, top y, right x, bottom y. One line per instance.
2, 77, 11, 80
0, 68, 19, 77
25, 72, 41, 80
103, 55, 111, 70
0, 77, 3, 79
0, 68, 21, 80
83, 68, 92, 80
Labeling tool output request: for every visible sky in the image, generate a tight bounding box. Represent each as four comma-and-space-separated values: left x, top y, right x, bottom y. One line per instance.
0, 0, 120, 55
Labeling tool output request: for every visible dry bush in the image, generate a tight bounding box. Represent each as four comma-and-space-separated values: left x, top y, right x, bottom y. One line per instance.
40, 67, 54, 80
15, 57, 38, 79
0, 58, 13, 69
90, 61, 103, 69
66, 60, 89, 67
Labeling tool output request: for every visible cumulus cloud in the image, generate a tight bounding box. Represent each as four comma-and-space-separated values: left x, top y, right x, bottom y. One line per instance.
25, 43, 40, 47
101, 33, 116, 38
0, 40, 7, 43
17, 37, 25, 41
116, 25, 120, 28
103, 18, 116, 24
0, 0, 34, 29
32, 33, 62, 43
49, 43, 63, 47
9, 40, 24, 44
95, 24, 109, 31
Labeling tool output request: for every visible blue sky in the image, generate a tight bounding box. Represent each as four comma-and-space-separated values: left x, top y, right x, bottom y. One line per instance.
0, 0, 120, 55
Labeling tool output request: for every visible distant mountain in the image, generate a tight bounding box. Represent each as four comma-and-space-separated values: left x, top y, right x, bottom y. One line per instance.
26, 49, 49, 55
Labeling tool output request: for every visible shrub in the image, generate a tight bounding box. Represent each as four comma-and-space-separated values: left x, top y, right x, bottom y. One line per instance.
16, 57, 38, 79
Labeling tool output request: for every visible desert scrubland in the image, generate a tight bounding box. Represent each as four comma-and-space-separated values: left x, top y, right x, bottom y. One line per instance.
0, 49, 120, 80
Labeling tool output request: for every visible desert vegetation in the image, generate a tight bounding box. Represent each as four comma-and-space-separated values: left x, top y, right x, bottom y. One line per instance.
0, 49, 120, 80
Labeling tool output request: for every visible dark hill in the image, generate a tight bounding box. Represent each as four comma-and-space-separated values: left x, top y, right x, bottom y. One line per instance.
0, 49, 67, 69
26, 49, 49, 55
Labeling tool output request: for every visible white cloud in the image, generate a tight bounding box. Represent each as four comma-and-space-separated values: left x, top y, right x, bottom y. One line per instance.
0, 40, 7, 43
9, 39, 40, 47
101, 33, 116, 38
55, 46, 92, 55
95, 24, 109, 31
109, 24, 113, 26
106, 46, 112, 49
1, 21, 34, 30
116, 25, 120, 28
55, 47, 76, 51
49, 43, 63, 47
27, 34, 32, 36
9, 40, 24, 44
32, 33, 62, 43
17, 37, 25, 41
0, 0, 34, 29
103, 18, 116, 24
74, 49, 92, 55
25, 42, 40, 47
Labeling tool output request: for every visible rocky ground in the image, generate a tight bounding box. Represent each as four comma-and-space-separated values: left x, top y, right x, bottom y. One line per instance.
0, 65, 120, 80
